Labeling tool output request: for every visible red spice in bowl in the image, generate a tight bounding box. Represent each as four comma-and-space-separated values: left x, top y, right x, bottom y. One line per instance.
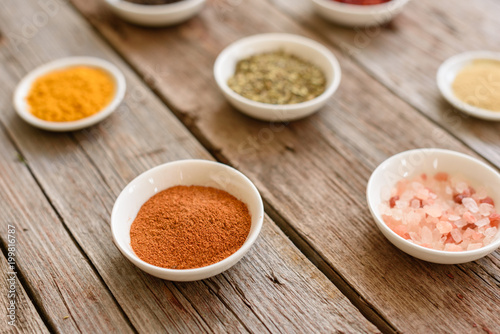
130, 185, 251, 269
380, 172, 499, 252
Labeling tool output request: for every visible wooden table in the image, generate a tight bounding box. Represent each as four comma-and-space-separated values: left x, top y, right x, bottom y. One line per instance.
1, 0, 499, 333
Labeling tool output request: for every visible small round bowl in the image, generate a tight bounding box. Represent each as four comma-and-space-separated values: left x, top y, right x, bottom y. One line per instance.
105, 0, 206, 27
214, 33, 341, 122
111, 159, 264, 281
310, 0, 410, 27
13, 57, 126, 132
437, 51, 500, 121
366, 148, 500, 264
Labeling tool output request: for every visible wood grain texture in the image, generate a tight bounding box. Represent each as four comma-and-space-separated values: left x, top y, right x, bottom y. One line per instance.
0, 253, 49, 334
268, 0, 500, 165
0, 121, 134, 333
68, 0, 500, 333
0, 0, 378, 333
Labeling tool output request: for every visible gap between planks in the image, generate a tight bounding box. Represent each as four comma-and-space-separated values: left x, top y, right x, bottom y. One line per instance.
0, 121, 57, 334
0, 119, 138, 334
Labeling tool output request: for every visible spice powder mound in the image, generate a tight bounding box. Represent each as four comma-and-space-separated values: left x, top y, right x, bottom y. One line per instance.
228, 50, 326, 105
27, 66, 115, 122
452, 59, 500, 112
130, 186, 252, 269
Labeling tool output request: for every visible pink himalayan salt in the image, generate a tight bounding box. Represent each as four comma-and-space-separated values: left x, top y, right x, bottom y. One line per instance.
380, 172, 500, 252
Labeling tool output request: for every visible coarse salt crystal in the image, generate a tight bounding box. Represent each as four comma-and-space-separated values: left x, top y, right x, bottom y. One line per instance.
484, 227, 497, 238
456, 182, 468, 193
421, 226, 433, 244
483, 236, 494, 245
424, 204, 442, 218
472, 232, 483, 241
436, 221, 453, 234
462, 197, 478, 213
462, 228, 475, 240
453, 219, 467, 228
476, 218, 490, 228
463, 211, 477, 224
479, 203, 494, 216
392, 209, 403, 221
445, 186, 452, 195
450, 229, 462, 243
475, 188, 488, 200
416, 188, 430, 201
426, 216, 439, 226
393, 225, 408, 238
395, 200, 409, 209
403, 211, 421, 226
410, 199, 421, 209
467, 243, 483, 251
409, 232, 420, 243
382, 173, 499, 252
412, 182, 424, 192
444, 244, 462, 252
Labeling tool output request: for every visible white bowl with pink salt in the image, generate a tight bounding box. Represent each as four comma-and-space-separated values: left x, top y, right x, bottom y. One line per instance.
367, 149, 500, 264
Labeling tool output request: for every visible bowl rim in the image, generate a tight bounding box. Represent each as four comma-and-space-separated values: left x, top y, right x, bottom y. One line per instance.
111, 159, 264, 277
13, 56, 126, 132
366, 148, 500, 259
437, 50, 500, 121
311, 0, 411, 14
213, 33, 341, 113
104, 0, 206, 14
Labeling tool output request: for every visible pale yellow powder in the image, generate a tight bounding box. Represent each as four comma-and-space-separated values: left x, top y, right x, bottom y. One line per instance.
452, 59, 500, 112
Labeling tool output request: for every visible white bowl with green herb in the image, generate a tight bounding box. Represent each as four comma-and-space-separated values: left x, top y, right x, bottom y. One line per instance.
214, 33, 341, 122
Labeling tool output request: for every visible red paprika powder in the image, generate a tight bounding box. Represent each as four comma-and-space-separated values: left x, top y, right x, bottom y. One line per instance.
130, 185, 251, 269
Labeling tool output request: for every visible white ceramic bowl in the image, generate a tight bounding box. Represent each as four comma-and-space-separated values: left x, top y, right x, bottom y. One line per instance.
214, 33, 341, 122
111, 159, 264, 281
366, 148, 500, 264
311, 0, 410, 27
105, 0, 205, 27
437, 51, 500, 121
13, 57, 126, 132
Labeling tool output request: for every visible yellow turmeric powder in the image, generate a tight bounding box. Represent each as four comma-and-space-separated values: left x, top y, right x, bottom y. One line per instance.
27, 66, 115, 122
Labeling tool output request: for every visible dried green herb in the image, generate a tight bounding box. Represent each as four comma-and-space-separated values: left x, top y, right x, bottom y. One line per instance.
228, 51, 327, 105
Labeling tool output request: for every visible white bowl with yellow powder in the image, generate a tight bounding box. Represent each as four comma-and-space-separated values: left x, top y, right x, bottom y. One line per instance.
437, 51, 500, 121
14, 57, 126, 131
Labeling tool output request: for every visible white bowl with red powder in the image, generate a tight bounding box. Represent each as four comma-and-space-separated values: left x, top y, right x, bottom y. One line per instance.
111, 159, 264, 281
367, 149, 500, 264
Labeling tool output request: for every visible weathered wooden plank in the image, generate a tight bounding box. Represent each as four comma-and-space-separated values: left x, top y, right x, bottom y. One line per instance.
0, 121, 134, 333
0, 252, 49, 334
68, 0, 500, 333
0, 0, 379, 333
268, 0, 500, 165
